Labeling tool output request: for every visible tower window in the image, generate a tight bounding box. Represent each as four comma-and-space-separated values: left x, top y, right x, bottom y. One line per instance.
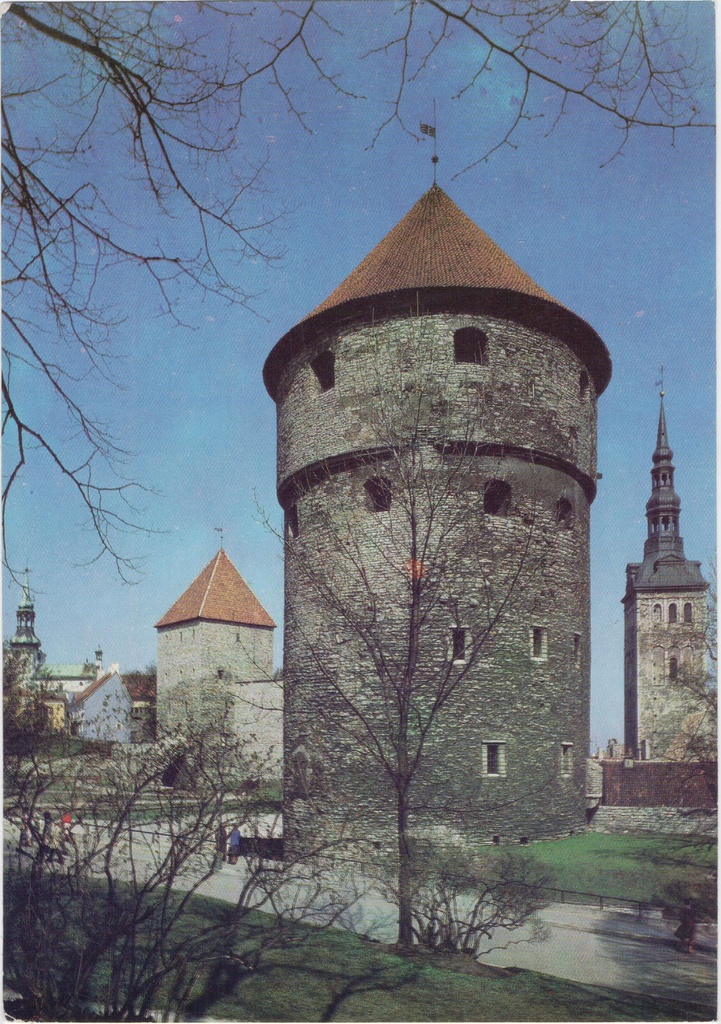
531, 626, 548, 661
311, 350, 335, 391
573, 633, 581, 665
561, 742, 574, 775
484, 480, 511, 516
653, 604, 662, 622
482, 741, 506, 777
451, 628, 467, 663
286, 504, 299, 539
684, 603, 693, 623
668, 603, 677, 624
669, 656, 678, 680
556, 498, 574, 529
579, 371, 590, 400
454, 327, 488, 365
364, 476, 392, 512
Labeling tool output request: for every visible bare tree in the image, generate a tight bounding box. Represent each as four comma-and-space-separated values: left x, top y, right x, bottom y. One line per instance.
3, 714, 355, 1021
2, 2, 288, 578
382, 843, 553, 956
366, 1, 712, 169
3, 2, 712, 577
280, 328, 579, 948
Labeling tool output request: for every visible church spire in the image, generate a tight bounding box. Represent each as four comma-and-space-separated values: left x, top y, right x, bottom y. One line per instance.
644, 394, 683, 558
9, 570, 44, 674
13, 569, 39, 642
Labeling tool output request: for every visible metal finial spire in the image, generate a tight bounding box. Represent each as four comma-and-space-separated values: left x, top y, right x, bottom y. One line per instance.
420, 100, 438, 184
214, 526, 225, 550
654, 364, 665, 398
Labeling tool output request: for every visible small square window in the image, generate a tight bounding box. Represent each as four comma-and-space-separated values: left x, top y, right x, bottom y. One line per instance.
365, 476, 392, 512
452, 627, 467, 663
482, 740, 506, 777
531, 627, 547, 661
561, 742, 574, 775
286, 504, 299, 539
311, 350, 335, 391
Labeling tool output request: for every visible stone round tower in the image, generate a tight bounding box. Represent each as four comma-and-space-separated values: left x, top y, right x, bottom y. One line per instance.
263, 186, 611, 853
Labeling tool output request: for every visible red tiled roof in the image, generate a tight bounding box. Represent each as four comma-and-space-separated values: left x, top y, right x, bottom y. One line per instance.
155, 550, 276, 630
124, 677, 156, 702
72, 671, 114, 705
304, 185, 560, 320
264, 185, 612, 400
602, 761, 717, 808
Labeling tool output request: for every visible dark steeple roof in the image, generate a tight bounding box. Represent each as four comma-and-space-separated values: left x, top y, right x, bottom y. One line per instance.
264, 185, 611, 400
10, 571, 41, 649
625, 397, 707, 595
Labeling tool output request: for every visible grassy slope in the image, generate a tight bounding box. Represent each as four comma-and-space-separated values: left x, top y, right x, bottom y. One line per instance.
516, 833, 716, 906
189, 910, 710, 1022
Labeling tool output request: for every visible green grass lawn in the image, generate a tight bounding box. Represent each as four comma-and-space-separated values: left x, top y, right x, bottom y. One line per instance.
515, 833, 716, 910
6, 866, 714, 1023
173, 896, 710, 1022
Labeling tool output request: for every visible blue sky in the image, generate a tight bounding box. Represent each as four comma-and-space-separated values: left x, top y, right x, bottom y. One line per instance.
3, 2, 715, 750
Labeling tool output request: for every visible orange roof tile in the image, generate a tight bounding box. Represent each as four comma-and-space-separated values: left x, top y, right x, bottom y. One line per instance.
155, 550, 276, 630
72, 671, 114, 705
305, 185, 559, 319
264, 185, 611, 399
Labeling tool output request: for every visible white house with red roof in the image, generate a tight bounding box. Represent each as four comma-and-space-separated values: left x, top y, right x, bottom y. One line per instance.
155, 549, 280, 763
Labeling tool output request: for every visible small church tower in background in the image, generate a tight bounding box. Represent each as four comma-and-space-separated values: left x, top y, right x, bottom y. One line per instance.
8, 571, 45, 679
623, 396, 708, 759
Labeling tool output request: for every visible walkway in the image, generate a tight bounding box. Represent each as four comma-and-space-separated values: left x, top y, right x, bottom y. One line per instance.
198, 859, 717, 1013
5, 825, 717, 1015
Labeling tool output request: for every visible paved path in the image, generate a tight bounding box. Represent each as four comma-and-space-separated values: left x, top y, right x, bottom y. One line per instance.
480, 904, 716, 1013
197, 859, 717, 1012
6, 827, 717, 1014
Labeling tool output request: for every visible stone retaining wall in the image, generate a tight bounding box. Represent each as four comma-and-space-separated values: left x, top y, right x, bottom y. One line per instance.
589, 805, 717, 837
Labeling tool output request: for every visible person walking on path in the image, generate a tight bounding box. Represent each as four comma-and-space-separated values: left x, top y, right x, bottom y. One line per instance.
675, 900, 697, 954
41, 811, 65, 866
214, 821, 228, 871
228, 825, 241, 864
19, 810, 32, 848
61, 810, 72, 841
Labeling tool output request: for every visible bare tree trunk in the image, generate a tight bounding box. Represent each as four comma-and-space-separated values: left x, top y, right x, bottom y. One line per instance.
397, 786, 414, 948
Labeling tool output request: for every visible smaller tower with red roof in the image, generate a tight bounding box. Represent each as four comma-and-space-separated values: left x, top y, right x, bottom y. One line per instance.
155, 549, 278, 748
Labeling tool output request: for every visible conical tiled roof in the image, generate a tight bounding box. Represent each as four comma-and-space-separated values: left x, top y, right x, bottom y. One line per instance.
305, 185, 559, 319
156, 550, 276, 629
264, 185, 611, 398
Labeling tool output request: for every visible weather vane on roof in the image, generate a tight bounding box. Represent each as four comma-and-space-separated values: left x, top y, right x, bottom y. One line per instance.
420, 100, 438, 184
654, 364, 665, 398
214, 525, 225, 550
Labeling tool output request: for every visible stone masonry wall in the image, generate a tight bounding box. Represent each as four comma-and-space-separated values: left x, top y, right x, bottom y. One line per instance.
275, 312, 597, 496
589, 805, 717, 837
627, 588, 708, 758
278, 311, 597, 854
157, 620, 274, 738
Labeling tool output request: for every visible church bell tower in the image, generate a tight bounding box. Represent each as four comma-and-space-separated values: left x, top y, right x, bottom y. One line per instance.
623, 395, 708, 759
